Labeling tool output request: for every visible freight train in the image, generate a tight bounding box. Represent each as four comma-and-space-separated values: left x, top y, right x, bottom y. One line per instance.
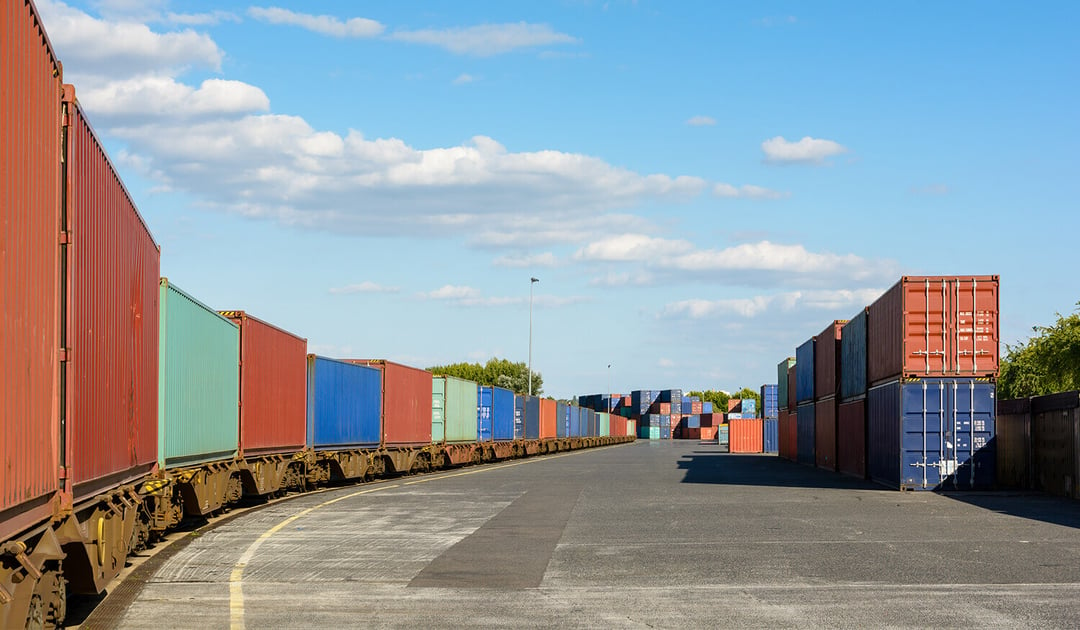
0, 3, 632, 627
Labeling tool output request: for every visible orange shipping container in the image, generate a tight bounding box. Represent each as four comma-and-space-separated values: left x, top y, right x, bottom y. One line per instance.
700, 426, 717, 441
540, 398, 557, 439
729, 419, 763, 453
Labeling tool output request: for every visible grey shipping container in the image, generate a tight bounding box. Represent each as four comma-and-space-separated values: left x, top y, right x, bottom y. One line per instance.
840, 309, 868, 401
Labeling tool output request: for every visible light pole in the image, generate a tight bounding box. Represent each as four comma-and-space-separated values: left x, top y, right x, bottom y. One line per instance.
607, 364, 612, 401
528, 277, 539, 396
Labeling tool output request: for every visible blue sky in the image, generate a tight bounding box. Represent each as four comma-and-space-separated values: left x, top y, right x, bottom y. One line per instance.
37, 1, 1079, 399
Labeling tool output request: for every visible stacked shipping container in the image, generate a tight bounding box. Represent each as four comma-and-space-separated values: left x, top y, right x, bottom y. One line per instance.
814, 320, 846, 471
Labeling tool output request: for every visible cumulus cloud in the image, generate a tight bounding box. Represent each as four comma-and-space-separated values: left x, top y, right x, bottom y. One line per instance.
73, 76, 269, 121
452, 73, 477, 85
713, 183, 789, 200
425, 285, 481, 300
588, 271, 656, 287
389, 22, 579, 56
329, 282, 400, 295
37, 0, 223, 76
658, 358, 675, 368
661, 288, 884, 320
686, 115, 716, 127
761, 136, 848, 165
492, 253, 559, 268
165, 11, 241, 26
420, 286, 587, 308
574, 237, 898, 288
248, 7, 384, 38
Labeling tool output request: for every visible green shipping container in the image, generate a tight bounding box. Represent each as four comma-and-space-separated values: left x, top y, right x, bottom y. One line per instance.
432, 375, 479, 444
158, 279, 240, 468
777, 357, 796, 409
599, 412, 611, 437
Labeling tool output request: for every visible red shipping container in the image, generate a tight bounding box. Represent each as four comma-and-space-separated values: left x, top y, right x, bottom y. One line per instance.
729, 419, 763, 453
728, 398, 740, 412
539, 398, 557, 439
222, 312, 307, 456
699, 413, 715, 427
837, 399, 866, 479
1, 0, 64, 542
701, 426, 717, 441
658, 402, 672, 415
815, 397, 838, 471
687, 427, 701, 440
350, 360, 432, 446
776, 411, 790, 460
787, 366, 797, 411
867, 276, 999, 385
691, 401, 703, 414
65, 91, 161, 499
814, 320, 846, 400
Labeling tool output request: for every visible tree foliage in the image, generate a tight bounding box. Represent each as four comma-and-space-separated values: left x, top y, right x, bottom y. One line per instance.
730, 387, 763, 415
687, 390, 730, 412
427, 357, 543, 396
998, 303, 1080, 399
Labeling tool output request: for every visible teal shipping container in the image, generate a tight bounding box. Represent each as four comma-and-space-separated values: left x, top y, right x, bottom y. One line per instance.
432, 375, 479, 443
158, 279, 239, 468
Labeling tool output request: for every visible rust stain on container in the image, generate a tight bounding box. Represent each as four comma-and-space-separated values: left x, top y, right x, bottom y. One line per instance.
222, 312, 307, 456
867, 275, 999, 386
65, 91, 161, 500
1, 0, 63, 541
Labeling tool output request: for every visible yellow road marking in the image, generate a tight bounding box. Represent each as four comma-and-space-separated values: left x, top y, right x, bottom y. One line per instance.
228, 443, 622, 627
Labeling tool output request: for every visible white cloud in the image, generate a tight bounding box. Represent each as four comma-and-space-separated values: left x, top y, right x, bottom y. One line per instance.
910, 183, 950, 195
165, 11, 241, 25
713, 183, 790, 200
452, 73, 477, 85
686, 115, 716, 127
419, 286, 587, 308
492, 253, 559, 268
574, 234, 693, 262
424, 285, 481, 300
658, 358, 675, 368
389, 23, 579, 56
661, 288, 884, 320
587, 271, 656, 287
38, 0, 221, 77
73, 76, 269, 121
248, 7, 384, 38
329, 282, 400, 295
761, 136, 848, 165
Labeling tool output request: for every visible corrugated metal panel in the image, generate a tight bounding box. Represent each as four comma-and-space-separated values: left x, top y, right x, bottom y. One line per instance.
65, 94, 161, 497
477, 386, 492, 443
868, 378, 996, 491
158, 280, 239, 468
556, 402, 569, 438
569, 405, 581, 437
1, 0, 63, 541
431, 377, 445, 443
837, 399, 866, 479
1031, 393, 1080, 499
763, 419, 778, 453
840, 310, 868, 401
796, 403, 815, 466
524, 395, 540, 440
600, 412, 610, 437
514, 395, 524, 439
433, 375, 477, 443
776, 358, 795, 411
350, 360, 431, 446
796, 338, 814, 403
867, 276, 1000, 385
787, 366, 796, 411
492, 386, 515, 442
815, 321, 846, 401
814, 397, 837, 471
306, 355, 381, 448
995, 397, 1030, 490
760, 384, 779, 419
221, 312, 306, 456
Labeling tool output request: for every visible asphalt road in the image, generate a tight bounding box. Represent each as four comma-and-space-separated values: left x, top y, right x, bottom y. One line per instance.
81, 440, 1080, 629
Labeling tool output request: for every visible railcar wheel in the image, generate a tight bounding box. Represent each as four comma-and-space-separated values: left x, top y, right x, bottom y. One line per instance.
25, 594, 44, 630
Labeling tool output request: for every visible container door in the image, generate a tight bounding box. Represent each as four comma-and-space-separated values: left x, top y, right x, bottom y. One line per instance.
901, 380, 947, 489
431, 379, 445, 443
477, 387, 493, 442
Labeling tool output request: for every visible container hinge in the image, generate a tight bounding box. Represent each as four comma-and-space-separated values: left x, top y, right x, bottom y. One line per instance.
58, 347, 70, 362
59, 230, 71, 245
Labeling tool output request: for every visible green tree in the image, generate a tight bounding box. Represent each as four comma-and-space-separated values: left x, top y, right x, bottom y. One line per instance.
427, 357, 543, 396
730, 387, 763, 416
999, 303, 1080, 398
687, 390, 730, 413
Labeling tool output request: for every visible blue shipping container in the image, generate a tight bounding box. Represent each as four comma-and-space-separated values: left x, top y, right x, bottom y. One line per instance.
661, 425, 671, 439
763, 418, 779, 453
796, 338, 815, 403
761, 384, 779, 419
491, 386, 515, 442
840, 309, 868, 401
477, 386, 493, 442
556, 402, 570, 438
307, 355, 382, 448
680, 400, 692, 414
703, 402, 713, 414
525, 395, 540, 440
797, 403, 816, 466
741, 399, 756, 416
514, 395, 524, 439
688, 414, 700, 429
867, 378, 996, 491
569, 405, 581, 437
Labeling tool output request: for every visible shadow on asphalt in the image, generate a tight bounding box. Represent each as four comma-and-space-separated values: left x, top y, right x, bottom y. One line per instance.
677, 448, 1080, 530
